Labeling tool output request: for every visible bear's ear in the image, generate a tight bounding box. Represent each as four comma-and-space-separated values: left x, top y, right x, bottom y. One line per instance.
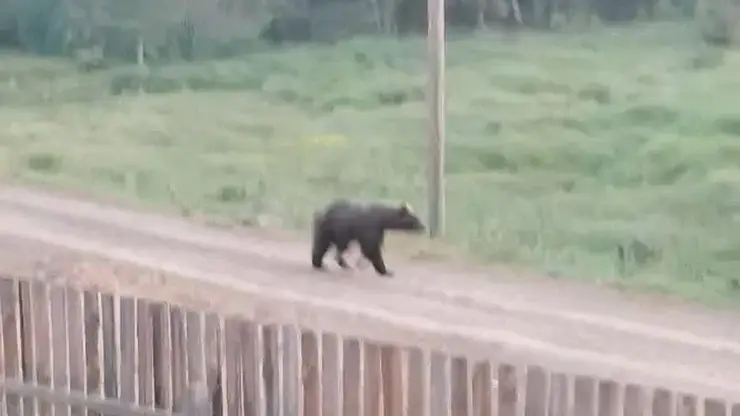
400, 202, 414, 215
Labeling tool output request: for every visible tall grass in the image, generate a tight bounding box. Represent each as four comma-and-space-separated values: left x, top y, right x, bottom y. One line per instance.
1, 22, 740, 304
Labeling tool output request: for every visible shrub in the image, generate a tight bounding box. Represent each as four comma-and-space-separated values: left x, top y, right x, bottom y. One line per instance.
698, 0, 740, 46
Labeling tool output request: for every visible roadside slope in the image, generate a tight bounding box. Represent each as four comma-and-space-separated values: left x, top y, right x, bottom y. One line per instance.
1, 184, 739, 400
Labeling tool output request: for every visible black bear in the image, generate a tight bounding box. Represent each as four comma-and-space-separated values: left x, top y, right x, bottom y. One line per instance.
258, 16, 312, 45
311, 200, 426, 277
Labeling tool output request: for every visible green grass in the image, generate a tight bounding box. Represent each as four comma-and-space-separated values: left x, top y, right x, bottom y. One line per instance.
1, 22, 740, 305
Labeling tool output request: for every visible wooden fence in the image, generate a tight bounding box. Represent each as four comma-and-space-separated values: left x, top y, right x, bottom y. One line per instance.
1, 274, 739, 416
0, 252, 739, 415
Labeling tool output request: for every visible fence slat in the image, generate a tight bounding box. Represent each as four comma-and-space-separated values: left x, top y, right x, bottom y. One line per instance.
547, 373, 568, 416
93, 291, 105, 416
15, 279, 25, 416
343, 339, 363, 415
203, 313, 220, 415
223, 318, 243, 416
677, 393, 697, 416
182, 311, 207, 415
65, 286, 85, 416
241, 321, 265, 416
381, 345, 404, 416
301, 330, 321, 416
182, 312, 211, 416
262, 324, 283, 416
19, 279, 38, 415
322, 333, 342, 416
170, 307, 188, 410
471, 361, 492, 416
0, 378, 193, 416
0, 277, 15, 415
0, 278, 6, 416
1, 278, 22, 415
363, 342, 382, 416
152, 301, 173, 411
32, 280, 52, 416
283, 325, 302, 416
623, 384, 647, 416
573, 375, 597, 416
49, 284, 70, 416
136, 299, 155, 409
652, 388, 674, 416
6, 274, 740, 416
98, 293, 118, 404
118, 298, 136, 405
497, 364, 518, 416
430, 352, 451, 416
0, 278, 17, 381
407, 347, 430, 416
450, 356, 469, 416
704, 398, 727, 416
84, 290, 103, 415
525, 365, 548, 416
597, 379, 622, 416
216, 317, 226, 416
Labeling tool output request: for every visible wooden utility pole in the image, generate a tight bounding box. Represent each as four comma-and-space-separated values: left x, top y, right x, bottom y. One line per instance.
427, 0, 446, 238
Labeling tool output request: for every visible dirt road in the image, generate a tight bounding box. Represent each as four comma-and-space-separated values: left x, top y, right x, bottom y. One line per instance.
0, 185, 739, 401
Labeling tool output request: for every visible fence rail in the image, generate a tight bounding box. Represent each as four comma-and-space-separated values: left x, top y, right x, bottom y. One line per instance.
0, 233, 738, 415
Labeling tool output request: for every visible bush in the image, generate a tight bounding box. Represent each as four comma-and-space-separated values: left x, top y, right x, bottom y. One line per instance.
74, 45, 108, 72
109, 71, 182, 95
698, 0, 740, 46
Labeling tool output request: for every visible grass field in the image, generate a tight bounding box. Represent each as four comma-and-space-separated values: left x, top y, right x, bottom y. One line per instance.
1, 22, 740, 304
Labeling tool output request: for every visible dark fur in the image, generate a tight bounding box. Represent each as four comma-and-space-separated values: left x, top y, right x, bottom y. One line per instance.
311, 200, 425, 277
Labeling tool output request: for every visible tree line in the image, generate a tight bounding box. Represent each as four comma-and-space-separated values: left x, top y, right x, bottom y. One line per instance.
0, 0, 734, 65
